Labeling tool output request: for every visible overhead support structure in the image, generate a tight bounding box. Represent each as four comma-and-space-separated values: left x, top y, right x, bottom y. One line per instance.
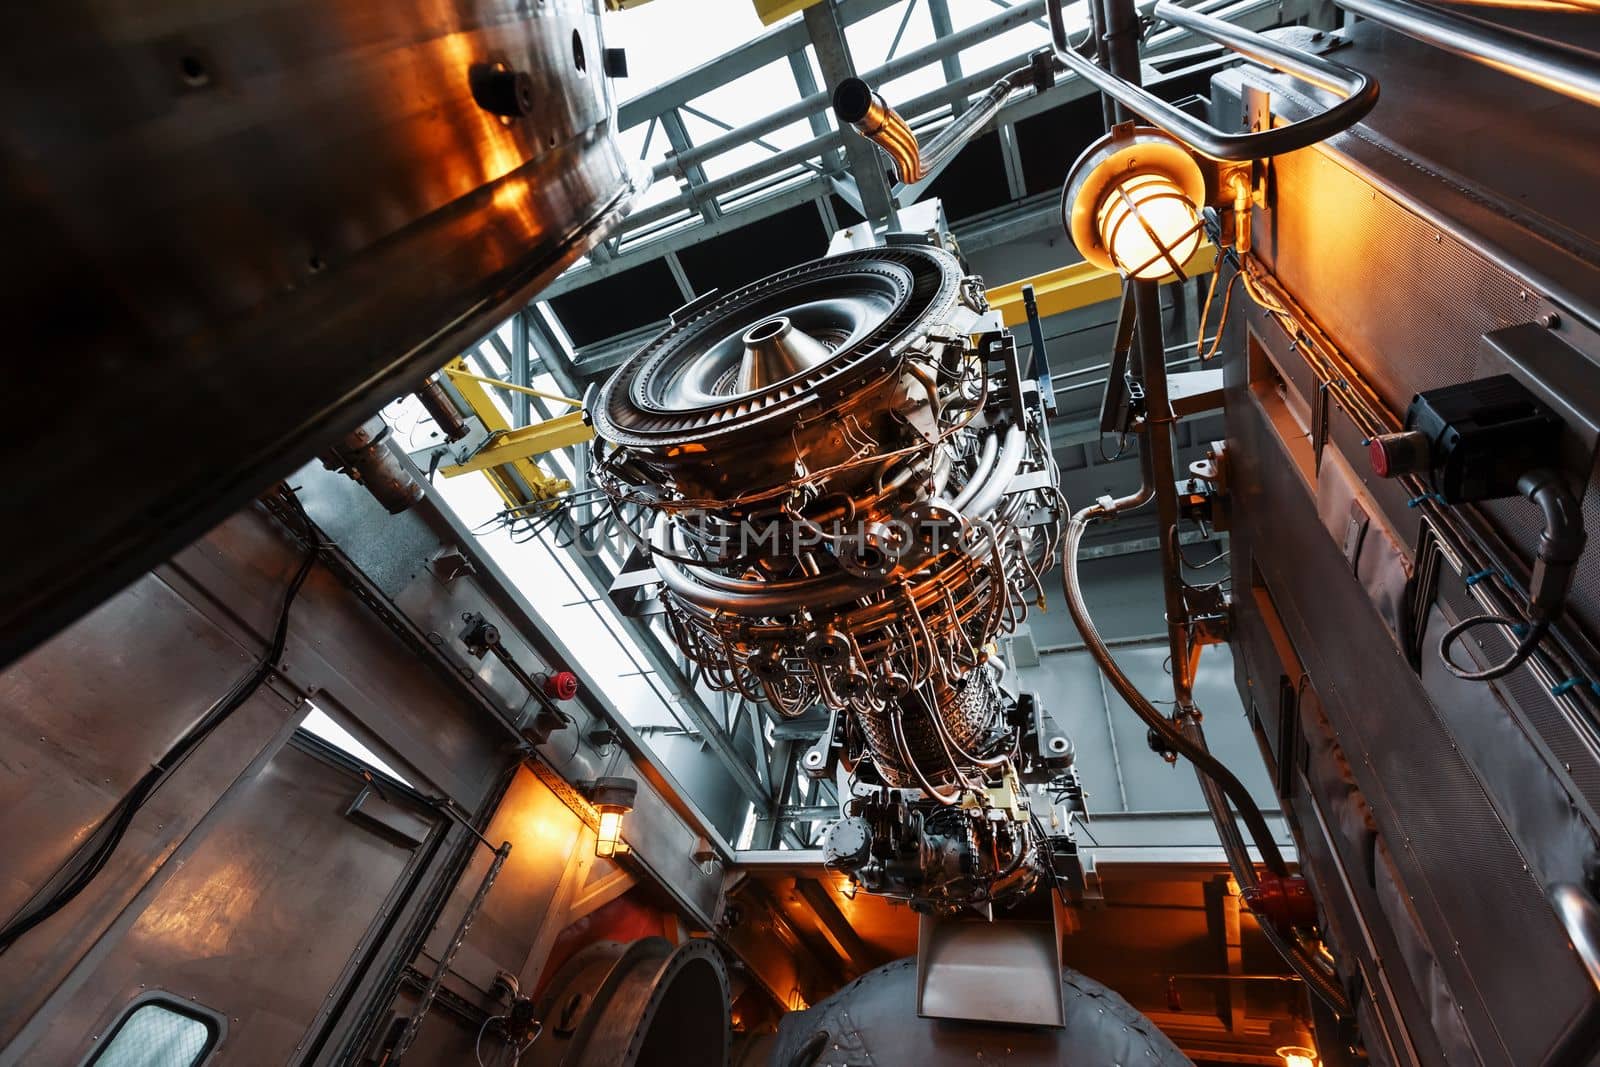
439, 357, 583, 500
660, 107, 723, 224
435, 318, 778, 818
541, 0, 1308, 307
802, 0, 899, 225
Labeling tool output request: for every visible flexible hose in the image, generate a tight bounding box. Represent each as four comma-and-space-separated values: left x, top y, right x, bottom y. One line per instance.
1064, 502, 1353, 1012
1191, 734, 1353, 1014
1061, 505, 1288, 876
1439, 469, 1584, 682
1439, 615, 1550, 681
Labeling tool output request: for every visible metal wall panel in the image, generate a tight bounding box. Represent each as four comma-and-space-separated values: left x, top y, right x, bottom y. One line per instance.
7, 744, 435, 1065
0, 574, 256, 922
0, 460, 737, 1063
1214, 38, 1600, 1060
1227, 316, 1593, 1066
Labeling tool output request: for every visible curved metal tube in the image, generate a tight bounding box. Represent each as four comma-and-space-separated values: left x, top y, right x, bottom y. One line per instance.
1048, 0, 1380, 160
834, 79, 924, 182
1337, 0, 1600, 108
652, 517, 877, 613
1062, 505, 1288, 875
834, 67, 1032, 185
1555, 883, 1600, 991
1545, 884, 1600, 1066
915, 68, 1033, 180
1425, 0, 1600, 10
961, 424, 1028, 520
951, 432, 1000, 512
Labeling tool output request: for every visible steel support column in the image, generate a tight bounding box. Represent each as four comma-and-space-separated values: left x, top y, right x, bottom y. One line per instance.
927, 0, 967, 114
525, 304, 585, 402
802, 0, 898, 225
1098, 0, 1195, 706
661, 107, 722, 223
510, 310, 530, 428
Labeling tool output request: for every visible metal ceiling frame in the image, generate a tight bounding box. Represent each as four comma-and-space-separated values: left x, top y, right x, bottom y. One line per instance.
541, 0, 1314, 312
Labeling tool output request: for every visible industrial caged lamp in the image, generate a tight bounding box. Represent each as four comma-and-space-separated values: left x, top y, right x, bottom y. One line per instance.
1269, 1017, 1320, 1067
586, 776, 637, 859
1062, 123, 1207, 282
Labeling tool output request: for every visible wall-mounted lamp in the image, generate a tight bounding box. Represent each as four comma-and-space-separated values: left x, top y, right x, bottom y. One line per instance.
1062, 124, 1206, 282
1270, 1017, 1319, 1067
587, 777, 637, 859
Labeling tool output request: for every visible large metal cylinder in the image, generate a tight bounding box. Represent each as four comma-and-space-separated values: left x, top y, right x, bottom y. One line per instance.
528, 937, 732, 1067
768, 957, 1190, 1066
3, 0, 640, 667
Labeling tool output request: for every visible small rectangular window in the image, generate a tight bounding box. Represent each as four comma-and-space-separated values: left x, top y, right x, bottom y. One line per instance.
89, 1000, 218, 1067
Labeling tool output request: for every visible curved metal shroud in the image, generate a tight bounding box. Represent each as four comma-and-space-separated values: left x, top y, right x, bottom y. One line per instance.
3, 0, 639, 668
526, 937, 731, 1067
769, 957, 1191, 1065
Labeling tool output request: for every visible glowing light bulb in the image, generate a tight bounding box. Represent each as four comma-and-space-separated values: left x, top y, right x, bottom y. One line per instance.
595, 810, 624, 858
1096, 172, 1204, 280
1278, 1046, 1318, 1067
586, 777, 636, 858
1062, 126, 1207, 283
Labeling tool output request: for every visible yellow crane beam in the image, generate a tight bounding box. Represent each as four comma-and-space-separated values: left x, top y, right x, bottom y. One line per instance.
438, 358, 593, 501
985, 243, 1217, 327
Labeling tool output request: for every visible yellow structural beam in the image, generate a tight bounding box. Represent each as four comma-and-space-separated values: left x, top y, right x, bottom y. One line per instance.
752, 0, 824, 24
445, 369, 583, 409
985, 243, 1217, 328
440, 411, 593, 477
438, 357, 593, 501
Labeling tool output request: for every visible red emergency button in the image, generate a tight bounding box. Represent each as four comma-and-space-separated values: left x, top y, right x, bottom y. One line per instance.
542, 670, 580, 701
1366, 430, 1431, 479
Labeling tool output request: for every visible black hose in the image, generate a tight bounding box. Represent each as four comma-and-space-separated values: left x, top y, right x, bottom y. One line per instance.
0, 496, 317, 955
1439, 468, 1584, 683
1061, 506, 1288, 877
1439, 614, 1549, 682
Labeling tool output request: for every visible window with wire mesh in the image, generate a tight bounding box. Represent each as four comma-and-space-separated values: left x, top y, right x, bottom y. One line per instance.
90, 1001, 217, 1067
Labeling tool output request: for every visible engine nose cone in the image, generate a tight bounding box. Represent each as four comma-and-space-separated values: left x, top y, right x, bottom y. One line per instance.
737, 315, 830, 393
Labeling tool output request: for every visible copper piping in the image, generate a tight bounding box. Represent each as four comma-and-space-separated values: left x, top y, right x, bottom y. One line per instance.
834, 78, 924, 182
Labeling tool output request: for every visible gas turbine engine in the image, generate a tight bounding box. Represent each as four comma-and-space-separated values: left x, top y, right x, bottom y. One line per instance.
591, 242, 1076, 910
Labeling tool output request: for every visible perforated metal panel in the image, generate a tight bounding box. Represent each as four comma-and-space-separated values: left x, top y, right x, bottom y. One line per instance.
1262, 143, 1600, 643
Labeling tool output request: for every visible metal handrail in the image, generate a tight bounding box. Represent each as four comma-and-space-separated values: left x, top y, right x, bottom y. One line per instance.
1336, 0, 1600, 109
1047, 0, 1380, 159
